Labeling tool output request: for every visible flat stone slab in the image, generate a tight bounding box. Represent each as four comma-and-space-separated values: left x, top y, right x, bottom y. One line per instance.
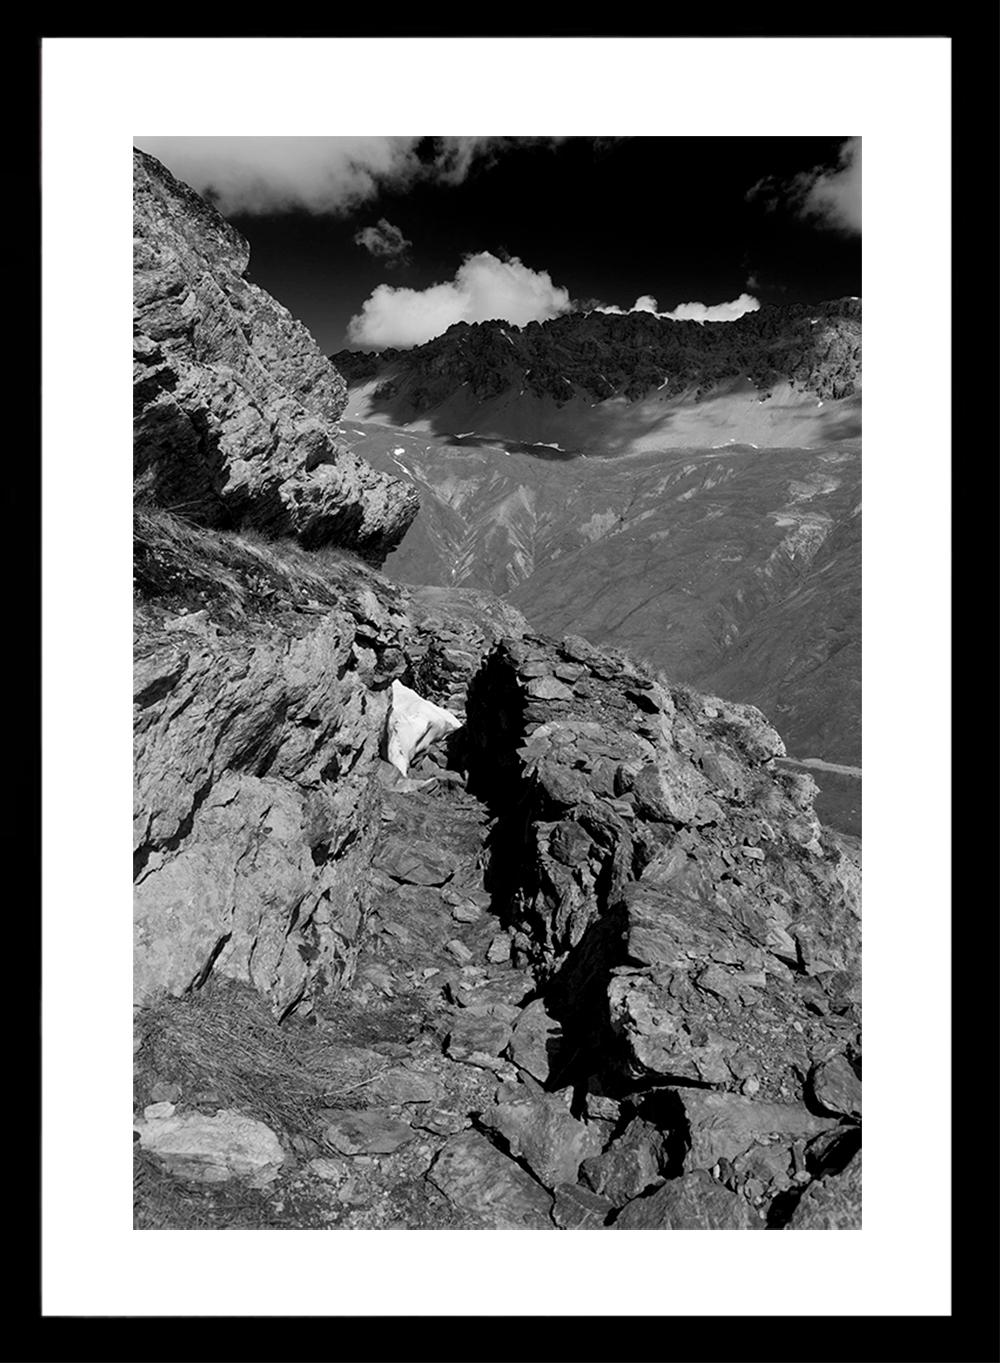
427, 1130, 554, 1228
321, 1109, 415, 1155
679, 1090, 840, 1170
133, 1107, 284, 1185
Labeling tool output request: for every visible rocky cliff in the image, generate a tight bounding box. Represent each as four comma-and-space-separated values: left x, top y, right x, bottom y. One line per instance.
133, 157, 859, 1231
133, 149, 418, 560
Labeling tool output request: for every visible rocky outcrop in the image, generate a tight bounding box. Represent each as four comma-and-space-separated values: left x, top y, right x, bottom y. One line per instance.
463, 630, 861, 1121
133, 509, 410, 1017
133, 149, 417, 561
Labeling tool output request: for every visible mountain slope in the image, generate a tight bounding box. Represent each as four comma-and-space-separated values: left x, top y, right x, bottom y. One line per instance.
333, 302, 861, 455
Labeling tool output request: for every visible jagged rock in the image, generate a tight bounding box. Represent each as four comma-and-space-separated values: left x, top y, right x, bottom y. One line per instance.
509, 999, 564, 1084
678, 1091, 840, 1170
427, 1130, 554, 1228
615, 1171, 762, 1229
787, 1151, 862, 1228
445, 1011, 514, 1068
133, 149, 416, 560
133, 514, 410, 1014
133, 1107, 284, 1185
372, 838, 458, 886
321, 1109, 415, 1156
465, 636, 860, 1108
579, 1118, 665, 1206
809, 1054, 862, 1117
552, 1183, 615, 1229
480, 1092, 604, 1188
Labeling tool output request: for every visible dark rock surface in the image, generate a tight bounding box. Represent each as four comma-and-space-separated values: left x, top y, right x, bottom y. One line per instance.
133, 149, 417, 561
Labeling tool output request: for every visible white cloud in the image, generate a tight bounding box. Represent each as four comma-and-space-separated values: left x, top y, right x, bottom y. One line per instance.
747, 138, 861, 236
346, 251, 573, 349
594, 292, 761, 323
353, 218, 411, 265
133, 136, 559, 217
798, 137, 861, 234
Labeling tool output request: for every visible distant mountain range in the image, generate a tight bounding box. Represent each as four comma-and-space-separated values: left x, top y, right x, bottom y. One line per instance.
334, 297, 860, 405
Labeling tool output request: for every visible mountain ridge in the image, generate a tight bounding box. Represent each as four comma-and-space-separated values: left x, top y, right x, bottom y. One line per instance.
333, 298, 861, 413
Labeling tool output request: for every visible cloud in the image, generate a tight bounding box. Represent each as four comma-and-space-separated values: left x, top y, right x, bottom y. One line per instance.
747, 138, 861, 235
594, 293, 760, 323
133, 136, 559, 217
346, 251, 573, 349
353, 218, 412, 266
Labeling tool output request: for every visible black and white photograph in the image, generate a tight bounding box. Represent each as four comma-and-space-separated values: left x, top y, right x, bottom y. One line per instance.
40, 34, 964, 1330
129, 132, 863, 1232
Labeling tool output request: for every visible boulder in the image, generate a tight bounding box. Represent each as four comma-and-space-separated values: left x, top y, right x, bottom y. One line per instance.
133, 1107, 284, 1185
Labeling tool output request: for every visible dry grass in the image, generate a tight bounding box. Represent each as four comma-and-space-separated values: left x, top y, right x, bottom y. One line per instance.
133, 505, 404, 629
136, 978, 393, 1143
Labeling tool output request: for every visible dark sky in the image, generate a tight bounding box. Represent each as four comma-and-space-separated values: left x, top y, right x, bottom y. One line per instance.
136, 137, 861, 354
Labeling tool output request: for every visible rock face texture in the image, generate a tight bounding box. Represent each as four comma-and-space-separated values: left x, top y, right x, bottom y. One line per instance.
463, 633, 862, 1113
133, 158, 859, 1232
133, 149, 417, 561
133, 510, 410, 1016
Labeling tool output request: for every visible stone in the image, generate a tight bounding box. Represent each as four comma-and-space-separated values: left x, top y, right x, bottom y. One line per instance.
373, 839, 458, 886
509, 999, 563, 1084
580, 1118, 664, 1206
427, 1130, 553, 1228
133, 149, 416, 558
787, 1151, 862, 1229
142, 1101, 176, 1120
679, 1091, 840, 1170
552, 1183, 615, 1229
810, 1054, 862, 1118
524, 676, 575, 702
615, 1171, 762, 1229
445, 1010, 514, 1068
486, 931, 512, 964
321, 1109, 415, 1156
133, 1107, 284, 1185
445, 938, 473, 963
411, 1108, 472, 1136
365, 1068, 441, 1105
481, 1093, 604, 1188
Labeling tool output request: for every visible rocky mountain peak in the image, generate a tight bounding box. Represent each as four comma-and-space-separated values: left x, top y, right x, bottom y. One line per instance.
133, 148, 418, 563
